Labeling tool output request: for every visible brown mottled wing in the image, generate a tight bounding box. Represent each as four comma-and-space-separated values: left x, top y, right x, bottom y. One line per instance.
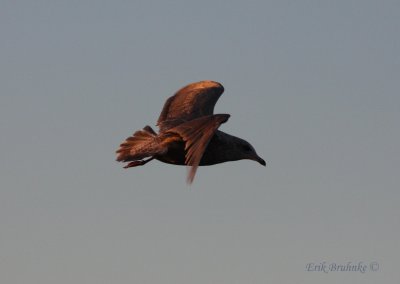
167, 114, 230, 184
157, 81, 224, 131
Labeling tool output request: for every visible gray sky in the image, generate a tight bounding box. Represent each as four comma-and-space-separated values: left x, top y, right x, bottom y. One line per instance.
1, 0, 399, 283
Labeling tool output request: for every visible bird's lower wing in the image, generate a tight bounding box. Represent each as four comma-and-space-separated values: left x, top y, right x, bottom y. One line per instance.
167, 114, 230, 184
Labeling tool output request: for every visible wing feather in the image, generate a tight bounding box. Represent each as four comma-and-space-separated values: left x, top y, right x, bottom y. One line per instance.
167, 114, 230, 184
157, 81, 224, 131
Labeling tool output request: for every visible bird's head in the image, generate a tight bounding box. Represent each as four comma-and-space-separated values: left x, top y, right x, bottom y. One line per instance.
231, 136, 266, 166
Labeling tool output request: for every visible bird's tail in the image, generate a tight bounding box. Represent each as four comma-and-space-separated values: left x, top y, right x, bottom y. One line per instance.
116, 126, 158, 167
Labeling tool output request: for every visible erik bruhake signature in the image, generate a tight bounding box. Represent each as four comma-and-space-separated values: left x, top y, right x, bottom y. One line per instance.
306, 261, 379, 273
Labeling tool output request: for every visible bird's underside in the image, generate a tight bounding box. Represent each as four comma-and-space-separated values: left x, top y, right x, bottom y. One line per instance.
116, 80, 266, 184
154, 130, 239, 166
116, 113, 231, 183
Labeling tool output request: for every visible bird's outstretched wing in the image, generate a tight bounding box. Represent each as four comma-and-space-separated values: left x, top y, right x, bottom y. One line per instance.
167, 114, 230, 184
157, 81, 224, 131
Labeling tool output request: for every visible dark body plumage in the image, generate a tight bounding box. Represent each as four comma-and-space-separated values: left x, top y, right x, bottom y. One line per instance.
116, 81, 265, 183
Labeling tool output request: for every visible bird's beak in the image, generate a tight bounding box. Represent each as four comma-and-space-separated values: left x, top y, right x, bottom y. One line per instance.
254, 155, 266, 166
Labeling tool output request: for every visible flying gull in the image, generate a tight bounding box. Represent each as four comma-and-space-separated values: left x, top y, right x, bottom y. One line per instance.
116, 80, 266, 183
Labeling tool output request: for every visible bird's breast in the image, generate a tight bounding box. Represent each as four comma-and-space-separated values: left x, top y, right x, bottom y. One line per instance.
155, 130, 232, 166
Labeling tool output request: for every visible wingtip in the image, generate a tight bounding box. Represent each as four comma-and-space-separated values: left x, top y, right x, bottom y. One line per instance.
205, 80, 224, 90
187, 80, 224, 92
186, 166, 198, 185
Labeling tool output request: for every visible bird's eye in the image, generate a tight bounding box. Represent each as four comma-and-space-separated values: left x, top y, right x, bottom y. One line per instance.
242, 145, 251, 152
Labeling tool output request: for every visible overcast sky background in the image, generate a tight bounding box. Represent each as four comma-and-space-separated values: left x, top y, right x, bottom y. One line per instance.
1, 1, 399, 283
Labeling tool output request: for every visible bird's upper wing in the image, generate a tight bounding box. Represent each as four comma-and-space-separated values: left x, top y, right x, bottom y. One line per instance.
167, 114, 230, 184
157, 81, 224, 131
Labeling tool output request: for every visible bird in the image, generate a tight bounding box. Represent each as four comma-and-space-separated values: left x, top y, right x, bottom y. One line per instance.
116, 80, 266, 184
